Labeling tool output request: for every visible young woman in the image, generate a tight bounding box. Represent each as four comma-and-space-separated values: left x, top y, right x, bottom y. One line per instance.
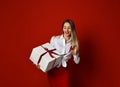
47, 19, 80, 87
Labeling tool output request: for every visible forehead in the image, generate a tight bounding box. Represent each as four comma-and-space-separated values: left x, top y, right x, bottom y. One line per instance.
63, 22, 71, 27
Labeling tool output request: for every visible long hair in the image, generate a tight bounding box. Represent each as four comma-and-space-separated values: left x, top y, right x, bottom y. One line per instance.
62, 19, 79, 52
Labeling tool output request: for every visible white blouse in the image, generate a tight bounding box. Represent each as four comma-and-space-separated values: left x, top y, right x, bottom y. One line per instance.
50, 34, 80, 68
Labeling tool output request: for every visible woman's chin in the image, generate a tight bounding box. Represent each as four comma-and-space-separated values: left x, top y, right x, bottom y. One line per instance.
64, 33, 70, 37
65, 35, 70, 37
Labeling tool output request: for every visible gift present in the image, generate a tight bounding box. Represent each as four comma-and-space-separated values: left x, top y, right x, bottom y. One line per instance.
29, 43, 62, 72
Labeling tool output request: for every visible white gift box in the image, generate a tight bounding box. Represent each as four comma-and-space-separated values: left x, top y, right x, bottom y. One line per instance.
30, 43, 61, 72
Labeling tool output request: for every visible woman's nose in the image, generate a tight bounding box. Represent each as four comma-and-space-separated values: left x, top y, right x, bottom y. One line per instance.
66, 28, 69, 32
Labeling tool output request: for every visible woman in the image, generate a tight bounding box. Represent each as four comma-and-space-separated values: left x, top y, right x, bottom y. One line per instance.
48, 19, 80, 87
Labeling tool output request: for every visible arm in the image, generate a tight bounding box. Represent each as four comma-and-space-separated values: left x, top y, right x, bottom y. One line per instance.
50, 36, 62, 68
72, 46, 80, 64
73, 53, 80, 64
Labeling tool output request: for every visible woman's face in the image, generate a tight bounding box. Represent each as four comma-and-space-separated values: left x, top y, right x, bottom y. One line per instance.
63, 22, 72, 37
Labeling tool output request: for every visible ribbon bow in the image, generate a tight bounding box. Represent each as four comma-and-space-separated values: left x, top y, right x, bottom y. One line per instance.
37, 46, 59, 64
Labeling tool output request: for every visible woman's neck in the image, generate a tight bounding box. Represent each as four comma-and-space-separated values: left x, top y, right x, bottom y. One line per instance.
63, 34, 70, 42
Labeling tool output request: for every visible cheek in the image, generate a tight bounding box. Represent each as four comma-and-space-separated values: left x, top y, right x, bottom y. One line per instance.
63, 29, 66, 33
68, 29, 72, 33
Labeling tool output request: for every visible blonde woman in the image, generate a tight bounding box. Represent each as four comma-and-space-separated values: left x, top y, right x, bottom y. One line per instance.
48, 19, 80, 87
50, 19, 80, 68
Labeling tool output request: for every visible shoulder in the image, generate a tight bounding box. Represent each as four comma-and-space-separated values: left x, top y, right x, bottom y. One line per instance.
50, 35, 62, 46
50, 35, 62, 41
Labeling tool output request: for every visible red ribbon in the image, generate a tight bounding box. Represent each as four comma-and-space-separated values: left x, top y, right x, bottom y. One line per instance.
37, 46, 59, 65
37, 45, 73, 71
69, 45, 73, 52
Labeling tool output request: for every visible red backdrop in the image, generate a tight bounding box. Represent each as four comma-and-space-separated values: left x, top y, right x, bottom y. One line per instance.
0, 0, 120, 87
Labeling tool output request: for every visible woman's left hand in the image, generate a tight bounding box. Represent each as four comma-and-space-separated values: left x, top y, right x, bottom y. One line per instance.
72, 46, 78, 55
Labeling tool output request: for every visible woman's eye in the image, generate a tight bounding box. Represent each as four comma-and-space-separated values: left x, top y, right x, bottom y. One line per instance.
68, 27, 71, 29
63, 27, 66, 29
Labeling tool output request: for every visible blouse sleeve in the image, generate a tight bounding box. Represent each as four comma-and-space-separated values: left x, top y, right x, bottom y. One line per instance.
73, 52, 80, 64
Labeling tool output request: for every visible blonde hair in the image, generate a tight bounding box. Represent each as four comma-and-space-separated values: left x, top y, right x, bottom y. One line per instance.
62, 19, 79, 53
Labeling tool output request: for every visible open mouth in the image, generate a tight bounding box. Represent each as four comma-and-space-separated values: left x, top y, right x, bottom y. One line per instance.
65, 32, 70, 35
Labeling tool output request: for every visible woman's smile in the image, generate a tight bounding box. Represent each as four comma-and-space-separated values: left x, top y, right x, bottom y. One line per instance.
63, 22, 72, 37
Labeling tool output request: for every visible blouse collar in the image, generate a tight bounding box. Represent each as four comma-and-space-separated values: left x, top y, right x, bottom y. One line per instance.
60, 34, 72, 43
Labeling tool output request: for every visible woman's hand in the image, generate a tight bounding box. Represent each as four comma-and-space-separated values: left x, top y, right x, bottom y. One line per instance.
72, 45, 80, 64
72, 45, 78, 55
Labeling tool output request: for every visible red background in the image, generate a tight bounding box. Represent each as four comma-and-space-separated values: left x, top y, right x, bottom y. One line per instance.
0, 0, 120, 87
